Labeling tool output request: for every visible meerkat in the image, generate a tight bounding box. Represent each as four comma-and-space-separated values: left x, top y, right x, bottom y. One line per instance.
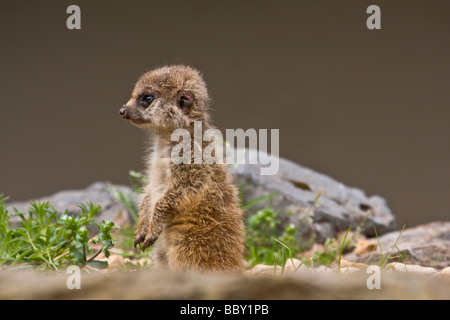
119, 65, 245, 274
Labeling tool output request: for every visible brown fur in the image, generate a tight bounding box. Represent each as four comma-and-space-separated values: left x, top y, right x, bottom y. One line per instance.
119, 65, 245, 274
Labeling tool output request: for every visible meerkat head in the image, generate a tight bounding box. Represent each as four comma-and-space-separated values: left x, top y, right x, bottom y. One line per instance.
119, 65, 211, 133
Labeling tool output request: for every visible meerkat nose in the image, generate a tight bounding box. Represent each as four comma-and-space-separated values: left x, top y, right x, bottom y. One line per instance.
119, 107, 127, 118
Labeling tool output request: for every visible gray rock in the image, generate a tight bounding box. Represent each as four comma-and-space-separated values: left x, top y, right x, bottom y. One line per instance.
231, 149, 396, 243
348, 222, 450, 269
6, 182, 136, 230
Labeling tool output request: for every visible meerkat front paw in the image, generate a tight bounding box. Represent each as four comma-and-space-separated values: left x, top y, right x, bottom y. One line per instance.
134, 224, 149, 249
134, 232, 158, 251
142, 234, 159, 250
133, 231, 146, 249
134, 225, 159, 251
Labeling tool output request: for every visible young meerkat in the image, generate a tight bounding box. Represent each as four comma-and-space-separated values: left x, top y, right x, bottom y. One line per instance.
119, 65, 245, 274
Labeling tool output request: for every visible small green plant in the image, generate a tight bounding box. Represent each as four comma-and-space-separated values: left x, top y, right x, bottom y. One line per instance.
0, 195, 118, 271
245, 207, 300, 267
308, 238, 339, 268
111, 187, 139, 223
110, 170, 146, 223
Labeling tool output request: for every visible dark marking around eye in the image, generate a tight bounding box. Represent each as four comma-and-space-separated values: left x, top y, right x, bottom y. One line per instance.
141, 95, 155, 108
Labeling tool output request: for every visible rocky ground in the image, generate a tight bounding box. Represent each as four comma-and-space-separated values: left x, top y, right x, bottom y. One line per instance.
3, 150, 449, 299
1, 260, 449, 299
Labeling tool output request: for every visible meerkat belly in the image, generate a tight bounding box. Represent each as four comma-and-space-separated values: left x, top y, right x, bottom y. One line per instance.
165, 206, 245, 273
165, 194, 232, 244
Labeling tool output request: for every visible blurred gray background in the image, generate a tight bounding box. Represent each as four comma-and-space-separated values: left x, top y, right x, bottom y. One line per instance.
0, 1, 449, 227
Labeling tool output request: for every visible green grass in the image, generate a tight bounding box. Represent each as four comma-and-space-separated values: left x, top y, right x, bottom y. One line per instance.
337, 226, 352, 271
109, 170, 146, 224
374, 224, 407, 269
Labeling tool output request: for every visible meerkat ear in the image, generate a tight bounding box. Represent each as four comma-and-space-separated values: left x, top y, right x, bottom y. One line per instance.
178, 94, 193, 114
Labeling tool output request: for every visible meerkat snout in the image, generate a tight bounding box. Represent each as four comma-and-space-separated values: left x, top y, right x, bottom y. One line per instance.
118, 106, 134, 120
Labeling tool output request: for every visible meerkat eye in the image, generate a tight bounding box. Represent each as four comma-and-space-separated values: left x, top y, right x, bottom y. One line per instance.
140, 94, 155, 108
